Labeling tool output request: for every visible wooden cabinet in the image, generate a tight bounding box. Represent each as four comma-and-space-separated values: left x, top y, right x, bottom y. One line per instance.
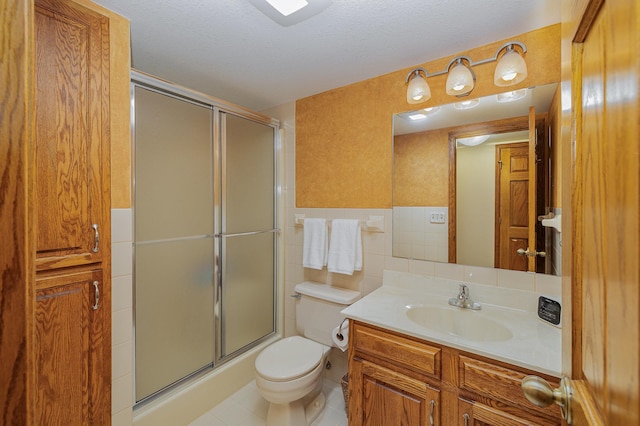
348, 321, 561, 426
34, 0, 112, 423
34, 0, 110, 272
349, 322, 442, 425
458, 398, 550, 426
35, 270, 110, 425
351, 358, 440, 425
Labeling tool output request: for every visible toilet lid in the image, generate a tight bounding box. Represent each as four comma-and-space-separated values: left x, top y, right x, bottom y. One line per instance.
256, 336, 325, 381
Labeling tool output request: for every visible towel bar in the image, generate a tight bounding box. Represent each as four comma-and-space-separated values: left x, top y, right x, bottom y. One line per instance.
294, 214, 384, 232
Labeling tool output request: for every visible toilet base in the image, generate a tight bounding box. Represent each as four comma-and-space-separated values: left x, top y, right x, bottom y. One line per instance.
265, 390, 326, 426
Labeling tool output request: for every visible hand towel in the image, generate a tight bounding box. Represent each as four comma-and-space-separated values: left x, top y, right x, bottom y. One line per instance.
302, 218, 328, 270
327, 219, 362, 275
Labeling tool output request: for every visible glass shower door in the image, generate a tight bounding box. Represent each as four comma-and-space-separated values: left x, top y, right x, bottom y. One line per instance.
134, 87, 215, 401
217, 113, 276, 358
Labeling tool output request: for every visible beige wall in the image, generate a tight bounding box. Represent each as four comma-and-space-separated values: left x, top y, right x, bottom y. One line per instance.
296, 24, 561, 208
456, 144, 496, 267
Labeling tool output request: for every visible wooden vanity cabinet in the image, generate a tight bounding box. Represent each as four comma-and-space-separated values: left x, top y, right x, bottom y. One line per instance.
350, 359, 440, 425
349, 322, 443, 425
34, 0, 112, 423
348, 321, 561, 426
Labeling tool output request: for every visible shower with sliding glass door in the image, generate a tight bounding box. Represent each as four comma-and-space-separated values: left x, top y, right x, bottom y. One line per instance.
131, 71, 279, 404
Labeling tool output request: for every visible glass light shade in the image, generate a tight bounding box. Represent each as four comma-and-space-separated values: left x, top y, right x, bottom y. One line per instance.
446, 61, 475, 96
496, 89, 527, 102
494, 48, 528, 86
457, 135, 490, 147
406, 72, 431, 104
454, 99, 479, 109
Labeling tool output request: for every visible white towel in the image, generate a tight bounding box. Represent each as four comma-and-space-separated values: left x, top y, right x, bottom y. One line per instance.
327, 219, 362, 275
302, 218, 328, 270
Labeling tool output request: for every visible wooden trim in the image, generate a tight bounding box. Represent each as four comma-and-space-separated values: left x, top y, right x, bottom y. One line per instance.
0, 0, 35, 424
494, 146, 501, 268
570, 40, 585, 385
573, 0, 605, 43
571, 380, 607, 426
448, 134, 457, 263
527, 107, 536, 272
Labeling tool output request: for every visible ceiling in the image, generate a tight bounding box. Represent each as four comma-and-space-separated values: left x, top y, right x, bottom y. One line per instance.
93, 0, 561, 111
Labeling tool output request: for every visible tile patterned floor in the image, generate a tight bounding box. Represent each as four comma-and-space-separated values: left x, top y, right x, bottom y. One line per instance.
189, 379, 348, 426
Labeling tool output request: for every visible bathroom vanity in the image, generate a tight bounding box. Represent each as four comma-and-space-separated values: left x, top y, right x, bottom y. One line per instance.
343, 271, 563, 425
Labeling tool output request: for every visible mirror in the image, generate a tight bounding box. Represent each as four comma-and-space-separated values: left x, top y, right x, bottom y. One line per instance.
392, 83, 561, 275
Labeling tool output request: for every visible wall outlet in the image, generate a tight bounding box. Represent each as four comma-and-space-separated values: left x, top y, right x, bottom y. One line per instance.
430, 212, 446, 224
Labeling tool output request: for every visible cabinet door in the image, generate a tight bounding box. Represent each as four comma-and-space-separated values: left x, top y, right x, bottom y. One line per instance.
350, 358, 440, 425
35, 269, 110, 425
458, 398, 559, 426
34, 0, 110, 271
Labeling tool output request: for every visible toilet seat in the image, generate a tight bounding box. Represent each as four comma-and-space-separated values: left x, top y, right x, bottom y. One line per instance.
255, 336, 325, 381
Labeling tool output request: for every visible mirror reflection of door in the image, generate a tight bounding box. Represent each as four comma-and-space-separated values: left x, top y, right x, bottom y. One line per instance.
495, 142, 529, 271
455, 115, 551, 273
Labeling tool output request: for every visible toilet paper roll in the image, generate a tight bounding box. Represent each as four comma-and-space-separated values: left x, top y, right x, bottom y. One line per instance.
331, 319, 349, 352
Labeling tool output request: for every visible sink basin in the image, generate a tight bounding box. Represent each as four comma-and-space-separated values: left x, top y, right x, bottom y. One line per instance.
405, 304, 513, 342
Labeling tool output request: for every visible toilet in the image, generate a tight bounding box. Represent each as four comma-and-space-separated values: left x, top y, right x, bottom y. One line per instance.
255, 281, 361, 426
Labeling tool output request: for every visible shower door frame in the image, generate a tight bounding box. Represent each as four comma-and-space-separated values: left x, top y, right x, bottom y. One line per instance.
130, 69, 281, 405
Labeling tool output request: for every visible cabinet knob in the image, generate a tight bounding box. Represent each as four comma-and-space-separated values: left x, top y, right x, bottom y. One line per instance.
521, 375, 573, 423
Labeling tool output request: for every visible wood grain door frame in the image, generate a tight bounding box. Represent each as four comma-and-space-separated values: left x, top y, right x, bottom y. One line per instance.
0, 0, 35, 424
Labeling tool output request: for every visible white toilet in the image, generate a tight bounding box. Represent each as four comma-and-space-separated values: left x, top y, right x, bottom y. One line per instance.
255, 281, 361, 426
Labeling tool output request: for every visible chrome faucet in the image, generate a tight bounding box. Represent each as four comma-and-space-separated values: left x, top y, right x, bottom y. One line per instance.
448, 284, 481, 310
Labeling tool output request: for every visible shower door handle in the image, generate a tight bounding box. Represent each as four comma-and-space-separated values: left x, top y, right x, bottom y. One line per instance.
214, 228, 280, 238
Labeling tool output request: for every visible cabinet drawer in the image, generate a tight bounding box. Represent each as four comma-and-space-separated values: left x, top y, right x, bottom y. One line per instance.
352, 322, 441, 378
458, 355, 561, 419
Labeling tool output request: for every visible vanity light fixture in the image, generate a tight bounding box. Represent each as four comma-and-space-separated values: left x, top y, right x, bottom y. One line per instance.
445, 58, 475, 96
402, 106, 440, 121
496, 89, 528, 102
406, 69, 431, 104
408, 112, 428, 120
405, 41, 527, 104
454, 99, 480, 110
494, 44, 528, 86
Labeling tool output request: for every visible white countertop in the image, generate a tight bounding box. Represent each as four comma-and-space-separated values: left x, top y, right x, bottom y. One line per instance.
341, 271, 562, 377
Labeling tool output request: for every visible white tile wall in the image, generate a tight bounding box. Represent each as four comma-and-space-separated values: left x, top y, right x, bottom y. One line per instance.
111, 208, 134, 426
392, 206, 448, 262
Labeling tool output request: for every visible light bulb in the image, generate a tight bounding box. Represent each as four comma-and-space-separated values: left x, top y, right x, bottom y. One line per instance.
446, 60, 475, 96
406, 72, 431, 104
494, 47, 528, 87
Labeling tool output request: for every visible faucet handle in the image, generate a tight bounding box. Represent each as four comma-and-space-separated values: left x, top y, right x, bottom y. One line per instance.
459, 284, 469, 298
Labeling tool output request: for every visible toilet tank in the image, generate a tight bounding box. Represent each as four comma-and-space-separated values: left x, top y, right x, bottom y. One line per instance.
294, 282, 361, 347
